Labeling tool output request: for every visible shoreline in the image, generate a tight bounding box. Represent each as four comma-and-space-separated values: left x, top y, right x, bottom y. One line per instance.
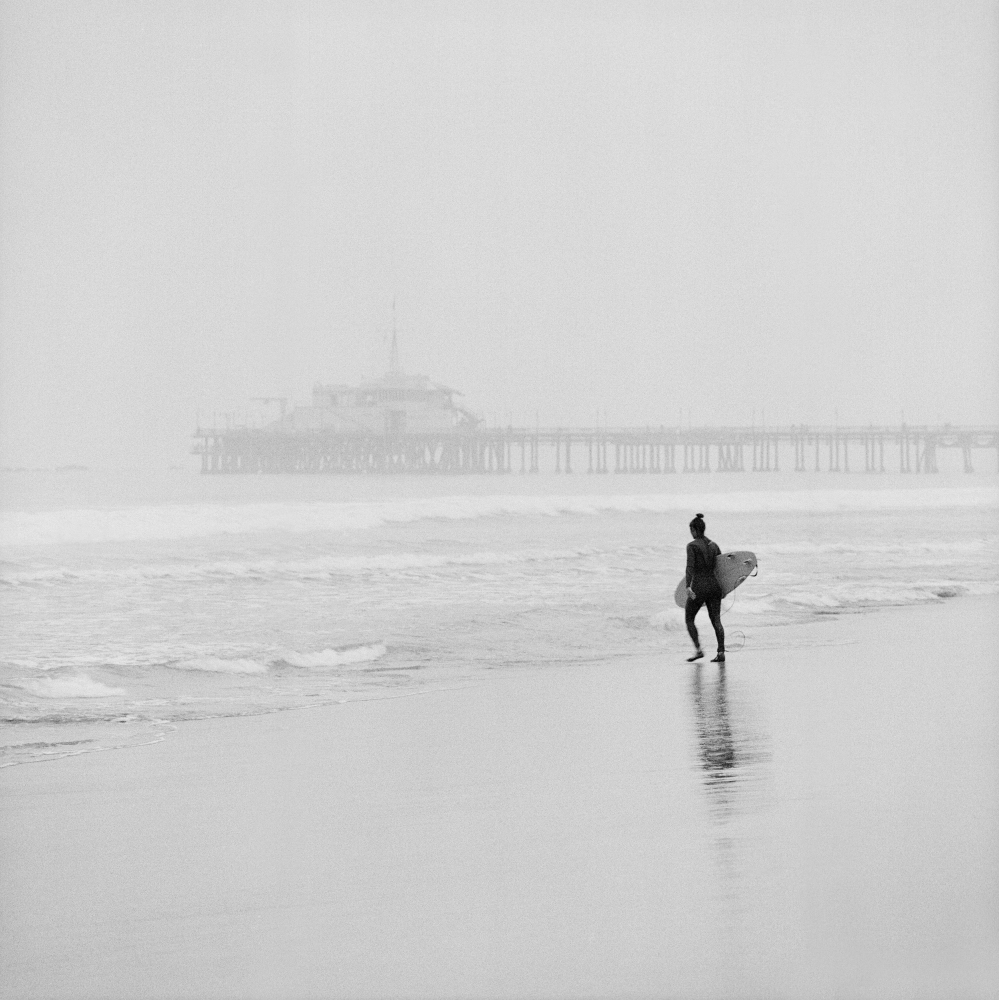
3, 593, 995, 771
2, 596, 997, 999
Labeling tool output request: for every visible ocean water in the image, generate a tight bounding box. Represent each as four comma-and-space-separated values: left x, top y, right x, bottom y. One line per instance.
2, 468, 997, 766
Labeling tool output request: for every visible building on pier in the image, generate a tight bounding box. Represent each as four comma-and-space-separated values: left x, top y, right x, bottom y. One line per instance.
280, 372, 476, 435
266, 334, 479, 437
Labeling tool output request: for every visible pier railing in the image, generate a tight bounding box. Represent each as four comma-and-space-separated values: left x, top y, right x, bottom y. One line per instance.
191, 423, 999, 474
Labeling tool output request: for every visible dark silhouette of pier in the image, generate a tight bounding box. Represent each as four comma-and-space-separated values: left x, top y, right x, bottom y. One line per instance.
193, 423, 998, 474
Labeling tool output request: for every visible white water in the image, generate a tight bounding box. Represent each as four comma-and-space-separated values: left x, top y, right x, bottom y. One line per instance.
2, 469, 997, 764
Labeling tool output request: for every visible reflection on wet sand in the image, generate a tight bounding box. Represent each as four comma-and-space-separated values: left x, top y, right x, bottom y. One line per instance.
690, 664, 772, 916
691, 665, 755, 822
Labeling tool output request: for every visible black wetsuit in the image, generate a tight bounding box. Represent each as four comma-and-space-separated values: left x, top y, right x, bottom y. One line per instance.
685, 535, 725, 653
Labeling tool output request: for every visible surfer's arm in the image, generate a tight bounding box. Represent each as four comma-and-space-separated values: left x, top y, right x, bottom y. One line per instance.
685, 542, 695, 589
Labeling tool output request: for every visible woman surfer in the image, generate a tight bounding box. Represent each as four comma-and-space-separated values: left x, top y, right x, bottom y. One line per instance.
685, 513, 725, 663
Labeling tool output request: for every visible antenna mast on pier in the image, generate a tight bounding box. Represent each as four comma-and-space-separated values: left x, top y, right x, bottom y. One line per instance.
389, 297, 400, 376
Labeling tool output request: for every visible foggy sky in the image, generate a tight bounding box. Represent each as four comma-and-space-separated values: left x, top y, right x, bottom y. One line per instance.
1, 1, 997, 469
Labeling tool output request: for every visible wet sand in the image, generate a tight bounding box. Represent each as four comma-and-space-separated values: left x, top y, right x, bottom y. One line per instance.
2, 597, 997, 999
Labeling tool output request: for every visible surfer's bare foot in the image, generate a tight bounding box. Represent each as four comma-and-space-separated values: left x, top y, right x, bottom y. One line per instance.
711, 653, 725, 663
687, 650, 704, 662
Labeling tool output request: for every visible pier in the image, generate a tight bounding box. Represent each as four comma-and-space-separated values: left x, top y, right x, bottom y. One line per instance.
192, 423, 999, 474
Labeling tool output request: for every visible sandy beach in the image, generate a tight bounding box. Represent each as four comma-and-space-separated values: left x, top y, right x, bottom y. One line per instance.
2, 596, 997, 1000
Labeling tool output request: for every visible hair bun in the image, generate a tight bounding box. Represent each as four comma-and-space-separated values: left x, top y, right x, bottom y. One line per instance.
695, 513, 704, 518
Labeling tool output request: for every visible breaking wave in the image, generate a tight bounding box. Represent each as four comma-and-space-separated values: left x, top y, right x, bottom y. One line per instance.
4, 644, 391, 698
21, 674, 126, 698
0, 548, 593, 587
167, 644, 389, 675
732, 579, 999, 613
172, 657, 269, 674
2, 487, 995, 547
278, 644, 387, 668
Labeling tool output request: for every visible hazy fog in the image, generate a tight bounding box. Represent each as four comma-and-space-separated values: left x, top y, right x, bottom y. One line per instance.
1, 1, 997, 469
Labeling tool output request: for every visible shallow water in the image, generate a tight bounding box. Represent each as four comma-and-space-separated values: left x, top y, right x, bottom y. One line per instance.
1, 468, 997, 765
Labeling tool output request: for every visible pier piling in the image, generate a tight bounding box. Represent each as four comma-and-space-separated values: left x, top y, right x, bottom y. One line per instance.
193, 424, 999, 475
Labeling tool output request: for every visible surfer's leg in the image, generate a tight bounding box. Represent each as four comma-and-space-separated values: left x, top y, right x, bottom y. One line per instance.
706, 595, 725, 659
685, 596, 703, 649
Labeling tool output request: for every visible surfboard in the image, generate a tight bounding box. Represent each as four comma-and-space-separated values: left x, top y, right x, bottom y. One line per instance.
674, 551, 758, 608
